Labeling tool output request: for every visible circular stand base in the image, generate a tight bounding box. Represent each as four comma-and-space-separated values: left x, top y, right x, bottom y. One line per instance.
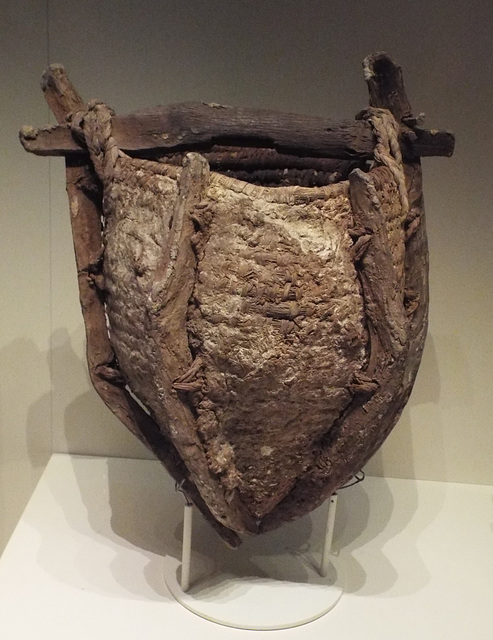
164, 552, 344, 630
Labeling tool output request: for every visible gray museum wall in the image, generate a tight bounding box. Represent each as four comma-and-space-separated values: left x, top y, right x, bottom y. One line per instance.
1, 0, 492, 553
0, 2, 52, 554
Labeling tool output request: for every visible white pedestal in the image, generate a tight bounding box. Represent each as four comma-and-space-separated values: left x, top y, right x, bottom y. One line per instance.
1, 454, 493, 639
163, 495, 342, 630
164, 532, 343, 630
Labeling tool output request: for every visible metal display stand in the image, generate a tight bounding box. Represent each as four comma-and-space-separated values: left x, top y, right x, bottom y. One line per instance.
163, 494, 343, 631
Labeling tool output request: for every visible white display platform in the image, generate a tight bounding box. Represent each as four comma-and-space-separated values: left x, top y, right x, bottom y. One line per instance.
1, 454, 492, 639
162, 495, 343, 630
163, 534, 343, 630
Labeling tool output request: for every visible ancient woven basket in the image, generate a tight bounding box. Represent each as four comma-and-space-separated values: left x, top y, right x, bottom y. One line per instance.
21, 54, 454, 546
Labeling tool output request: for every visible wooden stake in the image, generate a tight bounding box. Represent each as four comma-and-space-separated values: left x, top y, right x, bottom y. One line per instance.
41, 64, 242, 549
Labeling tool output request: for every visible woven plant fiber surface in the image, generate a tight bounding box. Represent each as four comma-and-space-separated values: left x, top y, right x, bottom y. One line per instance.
20, 53, 454, 546
98, 138, 408, 536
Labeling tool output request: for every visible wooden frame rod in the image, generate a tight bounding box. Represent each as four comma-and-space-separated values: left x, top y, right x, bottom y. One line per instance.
20, 98, 454, 161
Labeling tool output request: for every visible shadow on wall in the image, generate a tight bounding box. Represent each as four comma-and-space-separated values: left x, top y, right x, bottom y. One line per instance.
333, 479, 421, 596
38, 454, 441, 601
50, 326, 154, 459
365, 332, 446, 480
38, 454, 323, 599
0, 337, 51, 469
103, 458, 320, 596
0, 337, 51, 551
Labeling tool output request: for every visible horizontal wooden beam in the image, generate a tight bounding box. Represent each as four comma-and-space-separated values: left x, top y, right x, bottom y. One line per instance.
20, 101, 455, 161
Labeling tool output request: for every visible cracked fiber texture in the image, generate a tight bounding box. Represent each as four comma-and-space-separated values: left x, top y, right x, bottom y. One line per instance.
104, 160, 180, 405
101, 156, 406, 532
188, 176, 368, 518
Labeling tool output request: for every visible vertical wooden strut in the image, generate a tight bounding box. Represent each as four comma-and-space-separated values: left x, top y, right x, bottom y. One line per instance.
41, 64, 241, 548
259, 53, 429, 532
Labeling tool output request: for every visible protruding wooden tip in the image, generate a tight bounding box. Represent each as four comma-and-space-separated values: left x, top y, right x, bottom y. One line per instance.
41, 63, 85, 124
363, 52, 413, 123
40, 63, 67, 90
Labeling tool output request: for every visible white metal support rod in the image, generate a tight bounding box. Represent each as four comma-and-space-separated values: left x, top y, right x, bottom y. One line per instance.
181, 503, 193, 592
320, 493, 338, 578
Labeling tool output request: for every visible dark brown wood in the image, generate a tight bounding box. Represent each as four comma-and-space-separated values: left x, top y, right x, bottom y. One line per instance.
363, 52, 413, 123
260, 53, 432, 532
20, 99, 454, 160
162, 146, 360, 177
260, 167, 413, 530
21, 53, 452, 545
41, 64, 85, 122
43, 65, 242, 548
